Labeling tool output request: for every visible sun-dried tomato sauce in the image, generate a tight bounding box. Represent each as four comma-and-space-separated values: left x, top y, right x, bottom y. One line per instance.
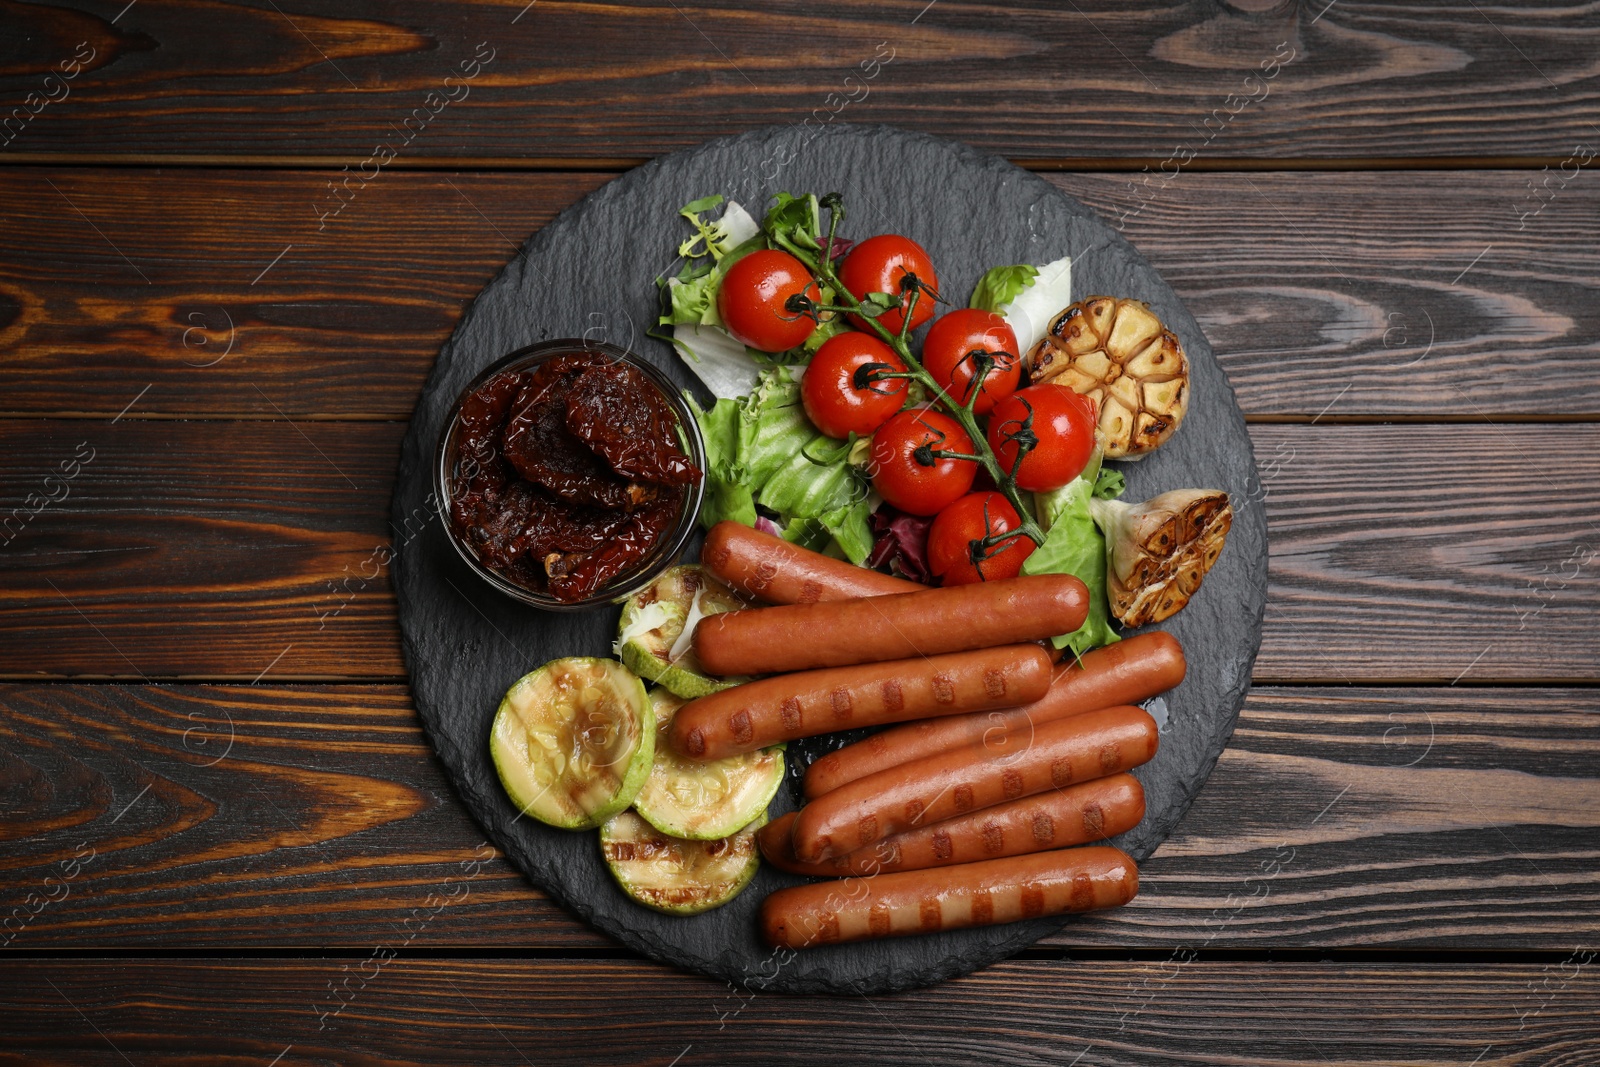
449, 352, 701, 602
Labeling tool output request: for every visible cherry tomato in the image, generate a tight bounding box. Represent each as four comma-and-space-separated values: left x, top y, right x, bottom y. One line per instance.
801, 332, 909, 439
837, 235, 939, 335
986, 384, 1098, 492
717, 249, 820, 353
927, 492, 1035, 585
920, 309, 1021, 415
868, 408, 978, 516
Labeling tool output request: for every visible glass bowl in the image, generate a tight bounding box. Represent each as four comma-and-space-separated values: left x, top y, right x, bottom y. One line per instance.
434, 339, 706, 611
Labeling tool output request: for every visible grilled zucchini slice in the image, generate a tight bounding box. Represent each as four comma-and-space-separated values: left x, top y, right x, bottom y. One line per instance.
599, 810, 765, 915
614, 564, 750, 699
632, 689, 784, 840
489, 658, 653, 830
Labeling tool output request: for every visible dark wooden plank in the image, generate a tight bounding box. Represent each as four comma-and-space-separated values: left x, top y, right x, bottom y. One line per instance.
1, 958, 1594, 1065
3, 419, 1597, 681
3, 169, 1598, 418
4, 685, 1595, 949
0, 169, 611, 419
1, 1, 1598, 162
1054, 686, 1600, 948
0, 419, 407, 679
0, 683, 607, 950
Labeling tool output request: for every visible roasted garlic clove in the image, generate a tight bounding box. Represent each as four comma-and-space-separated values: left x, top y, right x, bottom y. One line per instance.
1029, 297, 1190, 460
1090, 489, 1232, 626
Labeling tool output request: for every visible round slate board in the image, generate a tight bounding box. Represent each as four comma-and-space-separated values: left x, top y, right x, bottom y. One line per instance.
392, 124, 1267, 995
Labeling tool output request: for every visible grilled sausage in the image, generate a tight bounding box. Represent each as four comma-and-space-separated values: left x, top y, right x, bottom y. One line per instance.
760, 845, 1139, 948
694, 573, 1088, 677
790, 704, 1159, 861
701, 520, 922, 604
669, 645, 1053, 760
803, 632, 1184, 797
759, 773, 1145, 877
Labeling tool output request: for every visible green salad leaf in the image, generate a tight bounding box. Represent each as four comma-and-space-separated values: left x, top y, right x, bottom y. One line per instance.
689, 367, 874, 563
1023, 450, 1125, 658
969, 264, 1039, 314
762, 193, 822, 261
658, 197, 763, 329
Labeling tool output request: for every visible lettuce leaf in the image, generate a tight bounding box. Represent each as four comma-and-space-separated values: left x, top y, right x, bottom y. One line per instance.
676, 196, 760, 264
659, 198, 762, 331
999, 255, 1072, 353
969, 264, 1039, 315
969, 256, 1073, 353
668, 323, 765, 399
689, 367, 874, 563
762, 192, 822, 262
1022, 450, 1123, 657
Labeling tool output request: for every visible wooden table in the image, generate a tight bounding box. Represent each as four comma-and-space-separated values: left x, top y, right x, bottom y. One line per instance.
3, 2, 1598, 1062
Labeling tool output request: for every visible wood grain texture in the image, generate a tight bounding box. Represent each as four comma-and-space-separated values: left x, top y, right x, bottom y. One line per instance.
1, 1, 1597, 162
1, 958, 1595, 1065
0, 683, 606, 950
3, 420, 1597, 681
1062, 687, 1600, 948
4, 685, 1595, 949
2, 168, 1597, 418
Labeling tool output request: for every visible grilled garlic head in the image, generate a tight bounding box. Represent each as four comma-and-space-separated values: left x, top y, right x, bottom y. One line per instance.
1028, 297, 1189, 460
1090, 489, 1231, 627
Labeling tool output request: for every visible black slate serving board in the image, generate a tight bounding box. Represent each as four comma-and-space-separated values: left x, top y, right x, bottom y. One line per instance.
392, 124, 1267, 995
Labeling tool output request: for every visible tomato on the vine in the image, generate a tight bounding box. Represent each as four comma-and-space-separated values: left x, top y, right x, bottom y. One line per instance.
717, 249, 820, 353
986, 383, 1098, 492
920, 308, 1021, 415
801, 332, 909, 439
927, 492, 1035, 585
837, 235, 939, 335
868, 408, 977, 516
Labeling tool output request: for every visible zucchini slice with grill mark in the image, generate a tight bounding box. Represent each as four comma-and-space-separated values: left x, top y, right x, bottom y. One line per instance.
489, 658, 653, 830
614, 565, 751, 699
600, 810, 765, 915
632, 689, 784, 840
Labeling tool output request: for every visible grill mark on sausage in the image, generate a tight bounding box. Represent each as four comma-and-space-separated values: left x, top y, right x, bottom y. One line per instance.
730, 710, 753, 745
1100, 742, 1122, 774
1069, 872, 1094, 910
831, 686, 854, 721
983, 667, 1006, 699
981, 820, 1004, 854
1001, 769, 1025, 799
779, 697, 802, 731
932, 673, 956, 704
971, 891, 994, 924
1050, 757, 1074, 787
1031, 811, 1055, 844
1020, 884, 1046, 918
815, 912, 841, 944
683, 727, 706, 758
881, 679, 904, 714
868, 903, 892, 937
1082, 801, 1105, 838
953, 785, 975, 812
751, 558, 778, 591
932, 830, 952, 860
798, 579, 823, 604
919, 898, 942, 931
856, 814, 878, 847
904, 799, 925, 825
